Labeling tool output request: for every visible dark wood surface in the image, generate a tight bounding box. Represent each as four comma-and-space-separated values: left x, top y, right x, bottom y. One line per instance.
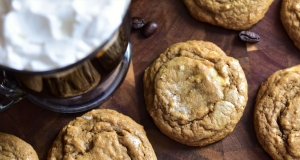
1, 0, 300, 159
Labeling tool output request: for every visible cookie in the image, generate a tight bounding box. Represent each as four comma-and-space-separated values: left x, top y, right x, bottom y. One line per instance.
254, 65, 300, 160
143, 40, 248, 146
0, 132, 39, 160
48, 109, 157, 160
182, 0, 274, 30
281, 0, 300, 50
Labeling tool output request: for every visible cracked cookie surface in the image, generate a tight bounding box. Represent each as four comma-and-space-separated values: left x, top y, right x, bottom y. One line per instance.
182, 0, 274, 30
48, 109, 157, 160
281, 0, 300, 50
254, 65, 300, 160
143, 40, 248, 146
0, 132, 39, 160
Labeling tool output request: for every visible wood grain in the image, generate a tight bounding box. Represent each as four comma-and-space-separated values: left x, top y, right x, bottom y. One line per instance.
1, 0, 300, 159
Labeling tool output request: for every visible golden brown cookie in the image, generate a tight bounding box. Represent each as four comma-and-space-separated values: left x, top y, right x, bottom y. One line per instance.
0, 132, 39, 160
182, 0, 274, 30
254, 65, 300, 160
48, 109, 157, 160
281, 0, 300, 50
143, 40, 248, 146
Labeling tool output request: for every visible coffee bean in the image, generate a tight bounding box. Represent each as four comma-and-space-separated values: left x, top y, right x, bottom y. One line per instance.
239, 31, 260, 43
131, 17, 145, 30
142, 21, 158, 38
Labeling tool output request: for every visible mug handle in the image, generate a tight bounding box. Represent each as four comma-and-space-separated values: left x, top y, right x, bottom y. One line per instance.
0, 71, 26, 112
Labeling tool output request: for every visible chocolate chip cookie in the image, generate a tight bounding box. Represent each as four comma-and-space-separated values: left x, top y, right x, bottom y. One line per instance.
144, 40, 248, 146
281, 0, 300, 50
254, 65, 300, 160
182, 0, 274, 30
0, 132, 39, 160
48, 109, 157, 160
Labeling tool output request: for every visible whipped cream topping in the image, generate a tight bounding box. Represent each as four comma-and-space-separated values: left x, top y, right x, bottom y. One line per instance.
0, 0, 130, 72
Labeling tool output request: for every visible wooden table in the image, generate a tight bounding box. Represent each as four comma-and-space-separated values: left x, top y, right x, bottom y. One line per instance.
1, 0, 299, 159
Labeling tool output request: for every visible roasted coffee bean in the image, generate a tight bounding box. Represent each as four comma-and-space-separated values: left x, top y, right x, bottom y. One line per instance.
239, 31, 260, 43
131, 17, 145, 30
142, 21, 158, 38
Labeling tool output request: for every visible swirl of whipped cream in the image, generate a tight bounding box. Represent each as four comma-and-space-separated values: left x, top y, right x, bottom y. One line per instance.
0, 0, 130, 72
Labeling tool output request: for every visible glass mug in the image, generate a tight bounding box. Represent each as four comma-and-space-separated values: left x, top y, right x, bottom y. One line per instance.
0, 6, 132, 113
